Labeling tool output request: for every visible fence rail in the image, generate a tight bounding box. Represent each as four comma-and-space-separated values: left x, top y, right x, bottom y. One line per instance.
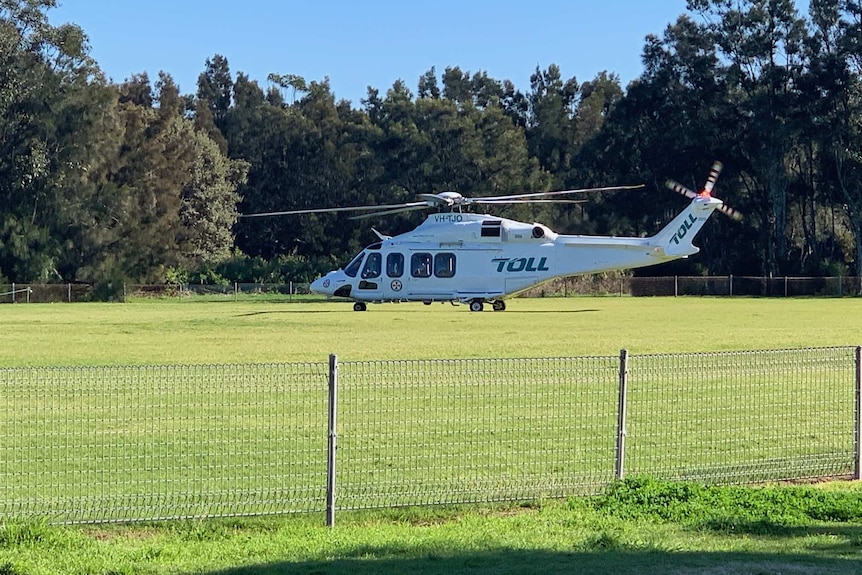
2, 275, 861, 303
0, 347, 859, 524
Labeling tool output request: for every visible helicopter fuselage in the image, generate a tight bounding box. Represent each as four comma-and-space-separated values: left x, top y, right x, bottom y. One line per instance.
309, 196, 722, 310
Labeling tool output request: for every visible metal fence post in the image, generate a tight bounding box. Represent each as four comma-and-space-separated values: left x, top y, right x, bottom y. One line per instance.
855, 346, 861, 481
326, 353, 339, 527
615, 349, 629, 480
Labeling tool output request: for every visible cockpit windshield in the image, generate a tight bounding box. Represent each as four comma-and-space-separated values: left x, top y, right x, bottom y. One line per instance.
343, 253, 365, 278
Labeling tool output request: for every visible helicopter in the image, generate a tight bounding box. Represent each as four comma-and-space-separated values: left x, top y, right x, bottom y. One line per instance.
242, 162, 741, 311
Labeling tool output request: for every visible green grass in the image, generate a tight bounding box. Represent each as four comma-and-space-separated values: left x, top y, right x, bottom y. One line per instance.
0, 296, 860, 366
1, 480, 861, 575
1, 296, 861, 574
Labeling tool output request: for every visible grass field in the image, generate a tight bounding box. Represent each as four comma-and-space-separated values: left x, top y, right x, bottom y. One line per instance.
1, 296, 860, 366
1, 296, 861, 574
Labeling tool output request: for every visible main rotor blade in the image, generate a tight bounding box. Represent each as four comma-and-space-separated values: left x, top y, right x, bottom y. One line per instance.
472, 199, 587, 205
240, 201, 430, 218
471, 184, 644, 203
349, 205, 431, 220
704, 161, 723, 194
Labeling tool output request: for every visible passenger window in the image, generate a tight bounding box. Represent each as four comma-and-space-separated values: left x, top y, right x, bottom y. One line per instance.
386, 253, 404, 278
344, 253, 364, 278
361, 252, 382, 279
410, 253, 432, 278
434, 253, 456, 278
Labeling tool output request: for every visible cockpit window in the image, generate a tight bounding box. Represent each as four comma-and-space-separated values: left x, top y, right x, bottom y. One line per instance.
344, 253, 365, 278
361, 252, 382, 279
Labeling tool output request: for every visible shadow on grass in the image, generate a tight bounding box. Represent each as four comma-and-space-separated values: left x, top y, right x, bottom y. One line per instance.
697, 519, 862, 553
236, 307, 602, 316
207, 547, 862, 575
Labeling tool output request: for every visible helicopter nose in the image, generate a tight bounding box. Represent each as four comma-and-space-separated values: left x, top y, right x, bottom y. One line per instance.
310, 276, 328, 294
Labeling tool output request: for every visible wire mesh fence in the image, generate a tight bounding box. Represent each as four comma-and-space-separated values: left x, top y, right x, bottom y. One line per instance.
0, 347, 859, 524
336, 357, 620, 510
0, 363, 328, 523
622, 347, 859, 483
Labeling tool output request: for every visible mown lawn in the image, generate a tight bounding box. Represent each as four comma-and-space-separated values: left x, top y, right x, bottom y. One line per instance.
1, 479, 861, 574
1, 296, 859, 366
0, 297, 860, 574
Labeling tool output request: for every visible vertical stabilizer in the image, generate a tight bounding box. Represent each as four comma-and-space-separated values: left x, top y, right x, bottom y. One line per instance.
650, 196, 721, 256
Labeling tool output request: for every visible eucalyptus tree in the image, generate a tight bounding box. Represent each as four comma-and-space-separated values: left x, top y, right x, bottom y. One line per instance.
525, 64, 579, 183
100, 73, 195, 282
417, 66, 441, 99
197, 54, 233, 132
362, 80, 433, 197
173, 68, 250, 267
570, 12, 760, 273
179, 128, 248, 266
803, 0, 862, 279
229, 73, 378, 262
0, 0, 108, 282
689, 0, 809, 274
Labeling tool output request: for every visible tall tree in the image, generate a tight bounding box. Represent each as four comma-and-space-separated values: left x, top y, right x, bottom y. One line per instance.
805, 0, 862, 279
526, 65, 579, 182
0, 0, 100, 282
690, 0, 808, 274
179, 130, 248, 265
71, 74, 197, 283
197, 54, 233, 132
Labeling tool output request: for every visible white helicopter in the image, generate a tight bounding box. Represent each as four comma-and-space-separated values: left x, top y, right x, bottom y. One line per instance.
243, 162, 741, 311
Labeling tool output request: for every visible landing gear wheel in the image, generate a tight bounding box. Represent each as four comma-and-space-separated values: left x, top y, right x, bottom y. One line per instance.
423, 300, 432, 305
469, 299, 484, 312
492, 300, 506, 312
353, 302, 367, 312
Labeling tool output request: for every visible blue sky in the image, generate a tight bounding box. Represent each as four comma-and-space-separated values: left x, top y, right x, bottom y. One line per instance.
51, 0, 692, 106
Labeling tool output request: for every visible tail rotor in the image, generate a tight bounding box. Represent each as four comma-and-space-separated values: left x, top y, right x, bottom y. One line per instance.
664, 160, 743, 221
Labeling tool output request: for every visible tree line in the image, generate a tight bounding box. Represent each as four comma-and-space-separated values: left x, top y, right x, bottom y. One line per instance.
1, 0, 860, 290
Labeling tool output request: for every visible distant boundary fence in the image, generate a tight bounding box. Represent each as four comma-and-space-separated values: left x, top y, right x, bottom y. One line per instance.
1, 347, 860, 525
1, 275, 861, 303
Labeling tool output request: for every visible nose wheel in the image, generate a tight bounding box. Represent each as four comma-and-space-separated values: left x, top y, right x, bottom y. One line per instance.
353, 302, 367, 312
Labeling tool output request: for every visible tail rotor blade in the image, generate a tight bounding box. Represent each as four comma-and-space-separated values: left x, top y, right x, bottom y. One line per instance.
665, 179, 697, 199
718, 203, 743, 221
704, 161, 723, 194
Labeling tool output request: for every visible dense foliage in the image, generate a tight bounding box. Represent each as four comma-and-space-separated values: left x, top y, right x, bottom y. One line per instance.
2, 0, 861, 285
